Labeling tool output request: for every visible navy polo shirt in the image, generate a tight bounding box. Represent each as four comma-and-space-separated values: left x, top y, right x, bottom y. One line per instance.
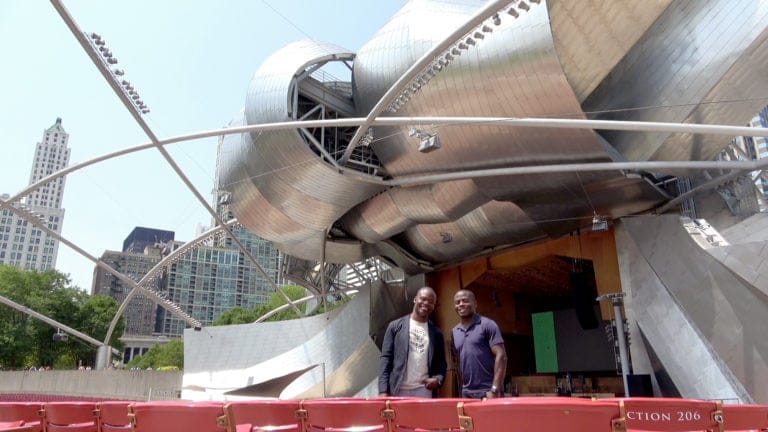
452, 314, 504, 395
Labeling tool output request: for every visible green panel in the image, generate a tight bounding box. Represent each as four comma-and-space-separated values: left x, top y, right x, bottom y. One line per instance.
532, 311, 558, 373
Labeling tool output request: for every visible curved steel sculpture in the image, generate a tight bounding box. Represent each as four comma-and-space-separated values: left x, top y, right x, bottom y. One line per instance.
219, 0, 768, 270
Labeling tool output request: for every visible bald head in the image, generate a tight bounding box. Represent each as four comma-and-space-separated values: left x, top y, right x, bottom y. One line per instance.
453, 289, 477, 321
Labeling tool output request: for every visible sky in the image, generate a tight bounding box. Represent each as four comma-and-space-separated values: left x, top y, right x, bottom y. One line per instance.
0, 0, 406, 291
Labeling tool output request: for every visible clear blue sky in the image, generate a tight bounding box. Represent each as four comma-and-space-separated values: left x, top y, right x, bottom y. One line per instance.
0, 0, 405, 291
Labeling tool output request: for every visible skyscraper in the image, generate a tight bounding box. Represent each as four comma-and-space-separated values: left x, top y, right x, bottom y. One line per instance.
0, 118, 70, 270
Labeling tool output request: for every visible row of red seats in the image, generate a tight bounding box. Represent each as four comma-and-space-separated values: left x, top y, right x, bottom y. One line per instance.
0, 395, 112, 403
1, 397, 766, 432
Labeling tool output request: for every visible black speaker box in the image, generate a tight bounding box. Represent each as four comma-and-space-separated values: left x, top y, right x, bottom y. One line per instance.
627, 374, 654, 396
570, 271, 599, 330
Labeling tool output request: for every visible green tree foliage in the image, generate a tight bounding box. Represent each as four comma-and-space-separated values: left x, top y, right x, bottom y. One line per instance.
210, 284, 352, 326
0, 265, 124, 369
127, 339, 183, 370
211, 306, 255, 325
252, 284, 308, 322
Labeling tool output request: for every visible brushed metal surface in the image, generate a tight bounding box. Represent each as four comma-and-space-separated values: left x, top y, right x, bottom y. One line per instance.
583, 0, 768, 165
218, 0, 766, 269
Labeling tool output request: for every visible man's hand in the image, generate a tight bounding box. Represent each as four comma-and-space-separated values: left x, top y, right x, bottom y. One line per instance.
423, 377, 441, 390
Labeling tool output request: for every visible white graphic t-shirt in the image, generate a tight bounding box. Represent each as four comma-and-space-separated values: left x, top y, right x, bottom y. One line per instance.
401, 319, 430, 390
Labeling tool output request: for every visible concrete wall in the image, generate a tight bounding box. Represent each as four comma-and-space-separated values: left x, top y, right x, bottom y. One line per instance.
0, 370, 182, 401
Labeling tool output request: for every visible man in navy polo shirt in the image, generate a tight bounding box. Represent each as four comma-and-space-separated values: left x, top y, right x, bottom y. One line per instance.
451, 289, 507, 399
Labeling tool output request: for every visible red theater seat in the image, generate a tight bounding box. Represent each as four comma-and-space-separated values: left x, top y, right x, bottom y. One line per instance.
129, 401, 226, 432
389, 398, 475, 431
458, 397, 622, 432
95, 401, 132, 432
611, 397, 724, 432
42, 402, 98, 432
722, 404, 768, 432
299, 398, 391, 432
219, 400, 301, 432
0, 402, 43, 432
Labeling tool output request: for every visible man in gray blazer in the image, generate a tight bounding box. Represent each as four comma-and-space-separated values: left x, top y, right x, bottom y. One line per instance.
378, 286, 447, 397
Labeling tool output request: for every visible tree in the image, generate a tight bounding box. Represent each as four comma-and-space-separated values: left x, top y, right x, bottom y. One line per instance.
127, 339, 183, 370
211, 306, 255, 325
0, 265, 123, 369
253, 284, 308, 322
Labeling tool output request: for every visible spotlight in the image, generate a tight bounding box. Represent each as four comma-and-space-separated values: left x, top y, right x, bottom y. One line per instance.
508, 8, 519, 18
518, 1, 530, 11
492, 14, 501, 25
592, 215, 608, 231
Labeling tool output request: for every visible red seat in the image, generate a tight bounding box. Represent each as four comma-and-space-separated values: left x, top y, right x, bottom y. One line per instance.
95, 401, 132, 432
610, 397, 725, 432
129, 401, 226, 432
458, 397, 622, 432
0, 402, 43, 432
722, 404, 768, 432
220, 400, 301, 432
389, 398, 473, 431
0, 423, 39, 432
299, 398, 391, 432
42, 402, 98, 432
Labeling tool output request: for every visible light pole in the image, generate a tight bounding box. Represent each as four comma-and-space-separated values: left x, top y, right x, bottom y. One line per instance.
597, 292, 630, 396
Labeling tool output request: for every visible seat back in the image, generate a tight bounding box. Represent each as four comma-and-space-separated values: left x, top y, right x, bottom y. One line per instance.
129, 401, 226, 432
42, 402, 98, 432
96, 401, 132, 432
458, 397, 622, 432
722, 404, 768, 432
220, 400, 301, 432
299, 399, 390, 432
389, 398, 472, 431
613, 398, 724, 432
0, 423, 40, 432
0, 402, 44, 432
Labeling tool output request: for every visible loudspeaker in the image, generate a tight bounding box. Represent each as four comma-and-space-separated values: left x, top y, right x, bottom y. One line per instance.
570, 271, 599, 330
627, 374, 653, 396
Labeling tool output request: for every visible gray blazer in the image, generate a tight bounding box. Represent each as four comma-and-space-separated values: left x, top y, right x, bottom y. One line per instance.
378, 315, 447, 396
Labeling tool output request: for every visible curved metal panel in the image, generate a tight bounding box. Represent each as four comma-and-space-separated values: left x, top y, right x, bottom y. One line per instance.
549, 0, 672, 102
222, 40, 386, 262
360, 3, 606, 177
352, 0, 475, 114
583, 0, 768, 164
245, 39, 354, 125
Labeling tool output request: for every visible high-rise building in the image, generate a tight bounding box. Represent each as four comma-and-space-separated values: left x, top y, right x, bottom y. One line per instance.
156, 225, 284, 336
122, 227, 175, 253
729, 106, 768, 212
0, 118, 70, 270
92, 246, 164, 335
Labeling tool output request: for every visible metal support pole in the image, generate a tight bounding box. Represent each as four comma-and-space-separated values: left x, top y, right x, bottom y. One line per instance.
321, 362, 326, 398
597, 293, 630, 396
96, 345, 112, 370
